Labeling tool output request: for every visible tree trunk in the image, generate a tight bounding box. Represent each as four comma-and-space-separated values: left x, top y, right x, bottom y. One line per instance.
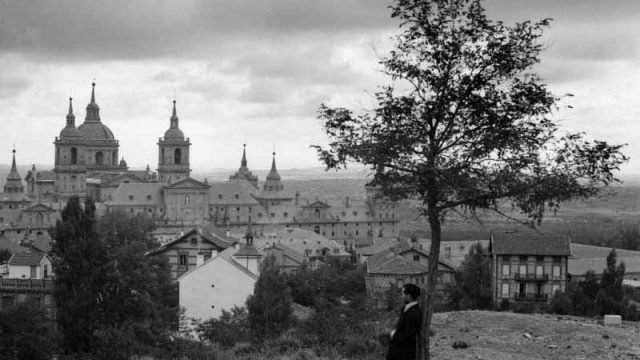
418, 207, 442, 360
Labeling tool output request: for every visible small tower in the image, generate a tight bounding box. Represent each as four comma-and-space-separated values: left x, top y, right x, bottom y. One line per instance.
53, 97, 87, 201
158, 100, 191, 184
262, 152, 284, 192
233, 219, 262, 275
4, 148, 24, 194
229, 144, 259, 188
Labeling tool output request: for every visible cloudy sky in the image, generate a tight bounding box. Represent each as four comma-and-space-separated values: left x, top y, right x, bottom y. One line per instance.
0, 0, 638, 174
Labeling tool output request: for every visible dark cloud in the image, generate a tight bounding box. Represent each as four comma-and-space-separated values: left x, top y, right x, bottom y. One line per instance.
0, 0, 393, 60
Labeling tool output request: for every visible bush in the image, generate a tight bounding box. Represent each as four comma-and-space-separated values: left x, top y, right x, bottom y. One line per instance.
499, 298, 511, 311
197, 307, 249, 349
550, 292, 573, 315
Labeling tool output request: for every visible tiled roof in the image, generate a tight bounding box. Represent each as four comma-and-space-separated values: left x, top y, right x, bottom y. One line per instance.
108, 182, 163, 206
490, 232, 571, 256
266, 243, 305, 265
146, 225, 236, 256
165, 177, 209, 190
0, 237, 29, 254
234, 243, 262, 257
8, 251, 46, 266
176, 245, 257, 281
208, 182, 259, 205
367, 251, 428, 275
357, 238, 398, 256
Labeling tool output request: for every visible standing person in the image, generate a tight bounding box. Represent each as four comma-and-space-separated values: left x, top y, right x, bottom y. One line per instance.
387, 283, 422, 360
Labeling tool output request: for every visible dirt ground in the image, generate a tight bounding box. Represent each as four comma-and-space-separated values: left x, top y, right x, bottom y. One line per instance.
428, 311, 640, 360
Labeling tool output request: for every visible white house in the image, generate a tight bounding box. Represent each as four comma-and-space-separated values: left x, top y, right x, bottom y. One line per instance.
7, 252, 52, 279
178, 244, 261, 323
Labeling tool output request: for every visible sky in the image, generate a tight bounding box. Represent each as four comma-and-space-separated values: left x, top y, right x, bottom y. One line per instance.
0, 0, 638, 174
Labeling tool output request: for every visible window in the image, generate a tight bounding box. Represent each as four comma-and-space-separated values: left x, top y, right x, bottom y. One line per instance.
536, 255, 544, 262
174, 148, 182, 164
519, 264, 527, 276
536, 265, 543, 277
413, 255, 420, 262
95, 151, 104, 166
520, 255, 528, 262
353, 211, 358, 216
501, 283, 509, 297
237, 207, 240, 212
190, 237, 197, 245
553, 265, 561, 277
218, 194, 223, 199
314, 225, 320, 234
129, 195, 134, 201
70, 147, 77, 165
179, 254, 188, 266
502, 264, 510, 277
553, 256, 562, 263
283, 212, 288, 217
235, 194, 239, 199
147, 195, 152, 200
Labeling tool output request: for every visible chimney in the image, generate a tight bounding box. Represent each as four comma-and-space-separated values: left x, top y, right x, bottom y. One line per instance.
345, 196, 350, 208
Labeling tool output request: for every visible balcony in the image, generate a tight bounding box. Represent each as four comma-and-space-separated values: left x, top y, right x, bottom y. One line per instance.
514, 293, 548, 302
0, 278, 53, 292
514, 273, 549, 282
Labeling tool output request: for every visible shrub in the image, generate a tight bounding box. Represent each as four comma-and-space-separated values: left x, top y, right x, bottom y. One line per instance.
499, 298, 511, 311
197, 306, 249, 349
549, 292, 573, 315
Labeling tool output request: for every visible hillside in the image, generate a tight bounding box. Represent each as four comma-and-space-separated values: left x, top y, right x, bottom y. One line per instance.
428, 311, 640, 360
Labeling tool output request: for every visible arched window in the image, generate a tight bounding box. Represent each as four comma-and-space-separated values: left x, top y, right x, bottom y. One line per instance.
36, 213, 44, 225
95, 151, 104, 166
314, 225, 320, 234
70, 147, 77, 165
174, 148, 182, 164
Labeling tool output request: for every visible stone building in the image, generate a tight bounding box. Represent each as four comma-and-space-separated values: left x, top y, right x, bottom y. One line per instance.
489, 232, 571, 305
2, 81, 400, 247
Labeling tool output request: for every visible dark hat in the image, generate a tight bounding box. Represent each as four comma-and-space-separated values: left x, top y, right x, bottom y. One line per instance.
403, 283, 421, 300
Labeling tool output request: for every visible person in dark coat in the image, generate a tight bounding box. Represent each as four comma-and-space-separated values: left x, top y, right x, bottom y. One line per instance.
386, 283, 422, 360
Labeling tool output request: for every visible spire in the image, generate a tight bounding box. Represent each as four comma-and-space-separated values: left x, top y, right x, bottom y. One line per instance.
266, 152, 281, 180
10, 147, 17, 175
66, 97, 75, 127
5, 147, 24, 194
241, 144, 247, 168
170, 100, 179, 129
85, 82, 101, 123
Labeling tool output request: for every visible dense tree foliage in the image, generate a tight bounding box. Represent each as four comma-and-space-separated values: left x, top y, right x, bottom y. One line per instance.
51, 199, 177, 358
447, 242, 492, 310
0, 249, 11, 264
314, 0, 627, 358
246, 254, 293, 343
0, 300, 59, 360
50, 197, 108, 353
197, 306, 249, 349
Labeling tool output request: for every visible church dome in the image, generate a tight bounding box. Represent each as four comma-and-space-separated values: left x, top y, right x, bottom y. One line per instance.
59, 98, 83, 139
59, 126, 83, 139
163, 100, 184, 140
78, 122, 115, 140
164, 127, 184, 140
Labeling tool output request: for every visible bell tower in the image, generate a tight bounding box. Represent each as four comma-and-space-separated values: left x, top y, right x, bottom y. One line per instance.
158, 100, 191, 184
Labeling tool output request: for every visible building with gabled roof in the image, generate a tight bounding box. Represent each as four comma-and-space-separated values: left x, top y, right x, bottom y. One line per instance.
365, 248, 455, 309
7, 251, 52, 279
489, 231, 572, 305
146, 225, 237, 280
178, 245, 258, 324
264, 242, 305, 273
